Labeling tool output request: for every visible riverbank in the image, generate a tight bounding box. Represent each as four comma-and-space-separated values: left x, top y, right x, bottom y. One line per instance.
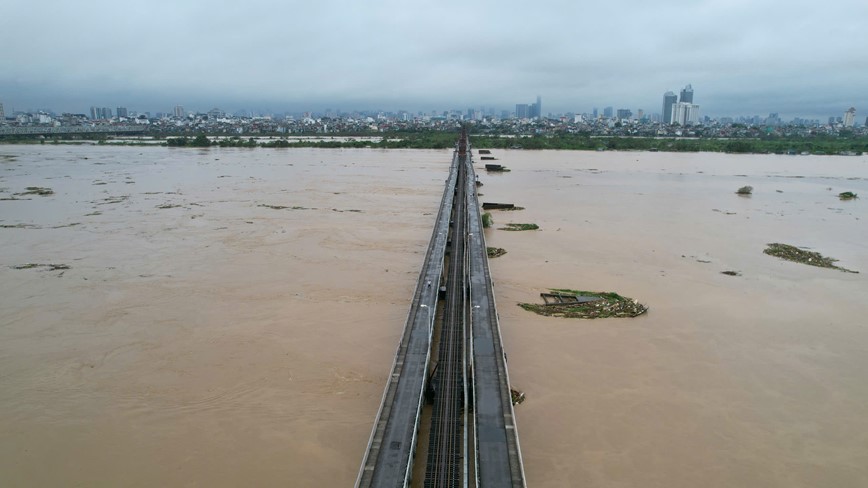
3, 131, 868, 156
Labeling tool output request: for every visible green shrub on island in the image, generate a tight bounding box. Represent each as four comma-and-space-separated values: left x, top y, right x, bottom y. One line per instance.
736, 185, 753, 195
838, 191, 858, 200
481, 212, 493, 228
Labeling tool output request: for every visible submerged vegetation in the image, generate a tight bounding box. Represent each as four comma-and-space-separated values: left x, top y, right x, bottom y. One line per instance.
499, 223, 539, 231
764, 243, 858, 273
838, 191, 858, 200
519, 289, 648, 319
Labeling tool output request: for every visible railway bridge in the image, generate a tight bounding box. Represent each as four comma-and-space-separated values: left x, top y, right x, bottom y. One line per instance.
356, 129, 525, 488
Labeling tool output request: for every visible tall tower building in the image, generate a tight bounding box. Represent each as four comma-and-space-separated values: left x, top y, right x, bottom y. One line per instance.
536, 95, 542, 119
843, 107, 856, 127
174, 105, 185, 118
662, 91, 677, 124
680, 84, 694, 103
0, 101, 5, 124
671, 102, 700, 125
116, 107, 128, 118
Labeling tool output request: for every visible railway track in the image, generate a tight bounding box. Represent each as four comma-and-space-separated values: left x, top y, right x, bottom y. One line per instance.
424, 153, 467, 488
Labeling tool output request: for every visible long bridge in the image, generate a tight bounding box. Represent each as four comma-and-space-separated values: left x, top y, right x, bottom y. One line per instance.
356, 130, 525, 487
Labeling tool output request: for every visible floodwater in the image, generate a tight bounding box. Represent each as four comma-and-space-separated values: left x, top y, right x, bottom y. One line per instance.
1, 146, 867, 487
0, 146, 446, 487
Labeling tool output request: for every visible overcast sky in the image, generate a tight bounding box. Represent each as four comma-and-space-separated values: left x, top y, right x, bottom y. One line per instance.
2, 0, 867, 119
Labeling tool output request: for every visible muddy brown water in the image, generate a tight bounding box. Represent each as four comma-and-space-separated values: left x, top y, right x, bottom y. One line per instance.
1, 146, 867, 487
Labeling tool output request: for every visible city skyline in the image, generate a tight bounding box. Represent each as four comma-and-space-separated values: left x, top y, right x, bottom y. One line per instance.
2, 1, 867, 119
2, 89, 860, 122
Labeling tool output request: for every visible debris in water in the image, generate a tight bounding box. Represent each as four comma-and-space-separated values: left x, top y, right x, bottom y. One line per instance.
482, 202, 525, 211
98, 195, 129, 205
11, 263, 71, 272
15, 186, 54, 196
258, 204, 314, 210
486, 247, 507, 258
519, 289, 648, 319
510, 389, 525, 405
499, 223, 539, 231
764, 243, 858, 273
0, 223, 40, 229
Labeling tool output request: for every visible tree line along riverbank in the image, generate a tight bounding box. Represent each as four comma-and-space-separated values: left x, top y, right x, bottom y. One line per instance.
2, 131, 867, 155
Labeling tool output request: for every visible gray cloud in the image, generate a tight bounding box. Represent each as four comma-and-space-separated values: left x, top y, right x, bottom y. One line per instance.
2, 0, 866, 118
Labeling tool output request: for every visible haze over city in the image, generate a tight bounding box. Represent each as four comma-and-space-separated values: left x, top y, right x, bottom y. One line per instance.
2, 0, 867, 119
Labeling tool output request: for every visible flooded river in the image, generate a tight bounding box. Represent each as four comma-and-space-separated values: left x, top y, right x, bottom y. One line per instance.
1, 146, 867, 486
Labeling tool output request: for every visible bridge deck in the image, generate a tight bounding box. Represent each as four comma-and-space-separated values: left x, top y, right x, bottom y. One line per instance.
356, 152, 459, 488
465, 153, 526, 487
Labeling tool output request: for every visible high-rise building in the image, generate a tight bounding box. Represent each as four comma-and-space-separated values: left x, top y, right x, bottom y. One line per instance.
603, 106, 614, 118
0, 101, 5, 124
764, 113, 782, 126
843, 107, 856, 127
616, 109, 632, 120
116, 107, 128, 118
662, 91, 678, 123
680, 84, 694, 104
536, 95, 542, 119
515, 104, 529, 119
671, 102, 700, 125
90, 106, 112, 119
174, 105, 185, 118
